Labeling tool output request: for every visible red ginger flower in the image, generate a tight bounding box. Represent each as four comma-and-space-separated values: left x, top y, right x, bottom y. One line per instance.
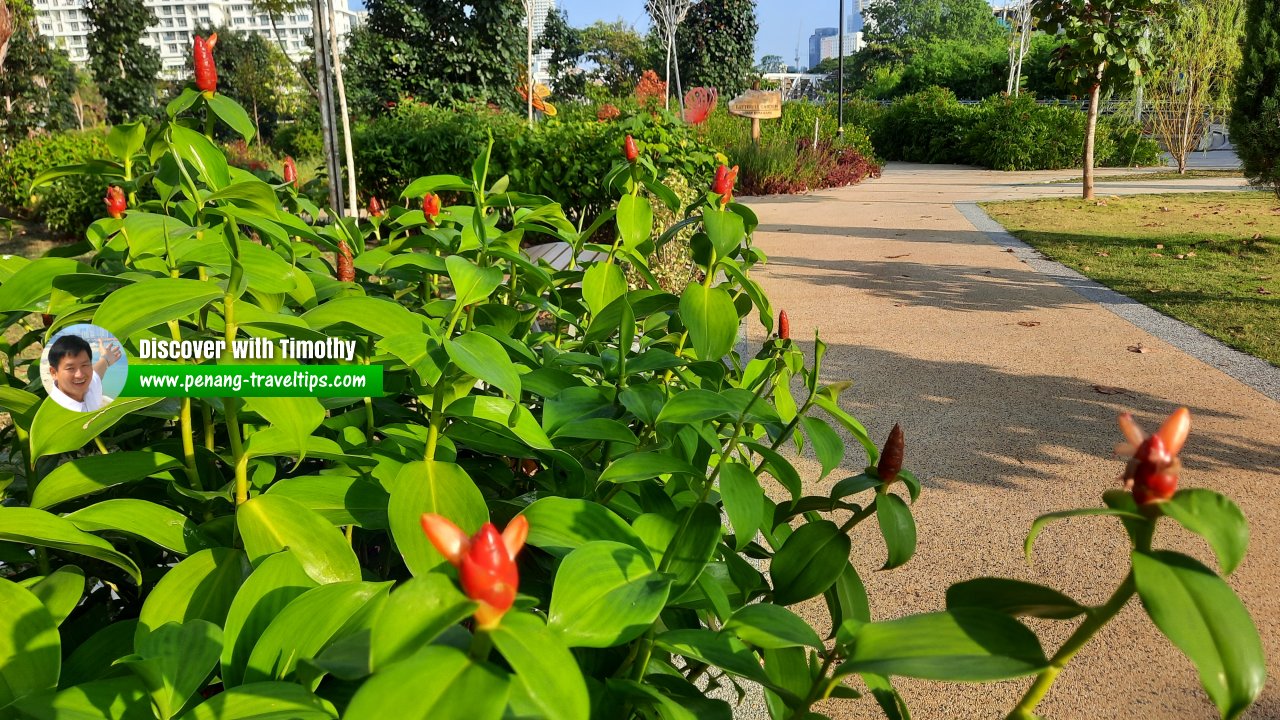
193, 36, 217, 94
421, 513, 528, 629
104, 186, 126, 219
422, 192, 441, 224
1117, 407, 1190, 505
778, 309, 790, 340
368, 196, 383, 217
623, 134, 639, 163
712, 164, 738, 205
336, 239, 354, 282
282, 156, 297, 188
877, 423, 905, 483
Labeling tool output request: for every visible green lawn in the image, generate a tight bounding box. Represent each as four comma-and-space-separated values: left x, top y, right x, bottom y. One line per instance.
1045, 169, 1244, 184
981, 192, 1280, 366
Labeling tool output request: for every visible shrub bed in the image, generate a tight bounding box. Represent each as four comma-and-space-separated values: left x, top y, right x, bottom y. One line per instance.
0, 131, 110, 237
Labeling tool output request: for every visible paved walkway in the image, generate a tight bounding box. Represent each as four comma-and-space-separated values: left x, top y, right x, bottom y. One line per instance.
744, 164, 1278, 719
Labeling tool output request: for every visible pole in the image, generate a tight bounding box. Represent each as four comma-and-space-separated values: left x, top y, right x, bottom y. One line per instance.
327, 0, 357, 218
526, 1, 533, 127
311, 0, 341, 213
837, 0, 845, 137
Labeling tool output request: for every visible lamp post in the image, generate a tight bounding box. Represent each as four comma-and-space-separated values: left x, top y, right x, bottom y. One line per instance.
837, 0, 845, 137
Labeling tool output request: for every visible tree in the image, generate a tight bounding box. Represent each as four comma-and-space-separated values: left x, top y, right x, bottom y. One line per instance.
1230, 0, 1280, 196
345, 0, 524, 115
579, 20, 650, 96
0, 0, 79, 143
647, 0, 693, 109
1039, 0, 1174, 199
1145, 0, 1245, 174
757, 54, 786, 73
250, 0, 316, 96
676, 0, 757, 98
1004, 0, 1037, 95
85, 0, 160, 123
537, 7, 585, 98
865, 0, 1006, 46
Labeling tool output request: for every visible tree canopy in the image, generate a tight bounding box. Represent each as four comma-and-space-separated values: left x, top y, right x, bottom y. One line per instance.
0, 0, 78, 142
677, 0, 757, 97
1230, 0, 1280, 195
85, 0, 160, 123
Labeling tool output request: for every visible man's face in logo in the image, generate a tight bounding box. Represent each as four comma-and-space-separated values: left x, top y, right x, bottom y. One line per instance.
51, 350, 93, 402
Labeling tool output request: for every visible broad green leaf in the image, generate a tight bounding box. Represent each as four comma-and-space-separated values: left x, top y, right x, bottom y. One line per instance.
598, 452, 702, 484
445, 254, 503, 307
491, 612, 590, 720
549, 541, 671, 648
863, 673, 911, 720
616, 194, 653, 249
876, 493, 916, 570
61, 620, 138, 687
243, 581, 391, 685
220, 551, 317, 688
0, 578, 60, 707
743, 441, 803, 501
0, 257, 83, 312
244, 396, 325, 464
119, 212, 199, 259
835, 609, 1048, 681
581, 262, 627, 317
344, 645, 509, 720
679, 284, 738, 361
303, 296, 425, 338
206, 93, 256, 142
136, 548, 249, 646
388, 461, 488, 576
654, 629, 783, 692
106, 121, 146, 161
32, 451, 183, 509
1132, 550, 1265, 720
265, 475, 389, 529
237, 494, 360, 585
1025, 506, 1146, 562
400, 174, 472, 198
655, 389, 737, 425
27, 565, 86, 626
946, 577, 1086, 620
445, 395, 554, 451
67, 499, 213, 555
93, 278, 222, 339
800, 416, 844, 480
446, 332, 521, 398
9, 676, 151, 720
177, 681, 336, 720
703, 208, 745, 260
370, 574, 474, 670
520, 496, 645, 557
771, 520, 851, 605
121, 620, 222, 720
825, 560, 871, 630
724, 604, 822, 649
28, 397, 162, 461
662, 502, 723, 596
169, 124, 230, 190
1160, 489, 1249, 575
719, 461, 764, 550
0, 507, 141, 583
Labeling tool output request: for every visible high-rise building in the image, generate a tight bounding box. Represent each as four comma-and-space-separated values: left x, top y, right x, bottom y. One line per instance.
819, 31, 863, 61
808, 27, 837, 70
31, 0, 365, 77
524, 0, 556, 85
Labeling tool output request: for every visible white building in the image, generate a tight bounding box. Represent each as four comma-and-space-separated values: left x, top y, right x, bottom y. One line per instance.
818, 31, 863, 61
31, 0, 364, 77
524, 0, 555, 85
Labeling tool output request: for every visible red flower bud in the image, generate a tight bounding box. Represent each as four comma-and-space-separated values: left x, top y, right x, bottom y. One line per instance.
1117, 408, 1188, 505
623, 134, 639, 163
368, 196, 383, 218
193, 36, 217, 94
712, 164, 738, 204
336, 239, 354, 282
206, 33, 218, 51
104, 186, 126, 219
877, 423, 904, 483
422, 193, 441, 224
282, 156, 297, 188
421, 513, 528, 629
778, 309, 790, 340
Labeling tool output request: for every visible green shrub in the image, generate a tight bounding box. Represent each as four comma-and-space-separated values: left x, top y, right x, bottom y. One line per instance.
0, 130, 109, 237
963, 95, 1085, 170
870, 87, 971, 163
271, 120, 324, 160
1097, 116, 1164, 167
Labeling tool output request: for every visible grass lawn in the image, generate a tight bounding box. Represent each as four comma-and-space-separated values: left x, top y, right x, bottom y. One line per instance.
1045, 169, 1244, 184
981, 192, 1280, 367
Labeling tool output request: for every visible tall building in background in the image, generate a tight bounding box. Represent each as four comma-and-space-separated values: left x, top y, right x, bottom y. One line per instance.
808, 27, 836, 70
819, 31, 862, 61
525, 0, 556, 85
31, 0, 365, 77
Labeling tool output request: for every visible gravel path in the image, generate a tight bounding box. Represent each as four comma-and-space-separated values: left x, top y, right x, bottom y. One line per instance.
740, 164, 1278, 719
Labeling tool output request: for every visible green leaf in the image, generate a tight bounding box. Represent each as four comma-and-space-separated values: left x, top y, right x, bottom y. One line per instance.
303, 296, 425, 338
94, 278, 223, 339
445, 395, 554, 450
771, 520, 851, 605
825, 560, 871, 630
1160, 489, 1248, 575
242, 581, 390, 685
243, 397, 325, 464
549, 541, 671, 648
616, 195, 653, 249
166, 88, 201, 117
345, 645, 508, 720
1025, 506, 1146, 562
9, 676, 151, 720
862, 673, 911, 720
27, 565, 86, 626
800, 416, 844, 480
1132, 550, 1265, 720
177, 681, 336, 720
206, 93, 256, 142
520, 496, 645, 557
662, 502, 723, 596
0, 507, 141, 583
655, 389, 737, 425
31, 451, 183, 510
0, 257, 82, 312
946, 578, 1086, 620
703, 208, 746, 260
598, 452, 702, 484
581, 262, 627, 317
491, 613, 590, 720
835, 609, 1048, 681
388, 461, 488, 576
446, 332, 521, 398
119, 212, 198, 259
136, 547, 249, 646
66, 499, 213, 555
237, 494, 360, 585
0, 578, 60, 707
719, 461, 764, 550
121, 620, 223, 720
724, 604, 822, 649
876, 493, 916, 570
400, 174, 472, 198
28, 397, 161, 461
265, 475, 389, 530
370, 574, 474, 670
653, 629, 782, 692
61, 620, 138, 687
679, 284, 738, 361
445, 254, 504, 308
169, 124, 230, 190
221, 551, 317, 688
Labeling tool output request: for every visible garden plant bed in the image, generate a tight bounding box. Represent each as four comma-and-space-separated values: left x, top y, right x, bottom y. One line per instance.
982, 192, 1280, 366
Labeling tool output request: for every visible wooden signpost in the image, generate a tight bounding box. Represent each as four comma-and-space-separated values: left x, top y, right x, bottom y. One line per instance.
728, 89, 782, 143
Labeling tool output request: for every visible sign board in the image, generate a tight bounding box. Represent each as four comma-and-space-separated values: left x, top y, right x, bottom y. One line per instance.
727, 90, 782, 120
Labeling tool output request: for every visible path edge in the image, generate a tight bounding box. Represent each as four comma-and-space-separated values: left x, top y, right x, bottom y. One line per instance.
957, 201, 1280, 403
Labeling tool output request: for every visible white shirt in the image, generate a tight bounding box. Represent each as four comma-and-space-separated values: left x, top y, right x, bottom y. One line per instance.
50, 372, 105, 412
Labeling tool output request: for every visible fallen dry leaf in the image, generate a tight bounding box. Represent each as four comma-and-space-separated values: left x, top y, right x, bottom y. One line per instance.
1258, 275, 1273, 281
1096, 251, 1111, 257
1186, 251, 1196, 257
1093, 384, 1129, 395
1150, 253, 1164, 258
1160, 206, 1171, 212
1258, 288, 1274, 295
1004, 248, 1015, 253
1155, 244, 1164, 250
1127, 344, 1153, 353
1017, 321, 1041, 327
1095, 200, 1108, 206
1175, 254, 1186, 260
885, 254, 911, 259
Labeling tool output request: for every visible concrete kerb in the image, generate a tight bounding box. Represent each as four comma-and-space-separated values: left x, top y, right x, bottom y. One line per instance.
956, 201, 1280, 402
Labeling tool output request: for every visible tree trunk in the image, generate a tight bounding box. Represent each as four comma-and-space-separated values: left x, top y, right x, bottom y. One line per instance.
1082, 64, 1105, 200
326, 0, 358, 216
